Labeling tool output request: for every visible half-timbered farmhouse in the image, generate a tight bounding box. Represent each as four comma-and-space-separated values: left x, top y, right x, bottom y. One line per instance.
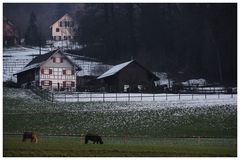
97, 60, 159, 93
14, 49, 80, 91
50, 13, 76, 41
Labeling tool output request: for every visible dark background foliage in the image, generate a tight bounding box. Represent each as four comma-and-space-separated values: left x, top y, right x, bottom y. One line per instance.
3, 3, 237, 86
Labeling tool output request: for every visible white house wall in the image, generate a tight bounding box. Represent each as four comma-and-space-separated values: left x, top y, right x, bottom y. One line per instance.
39, 52, 77, 90
51, 14, 75, 40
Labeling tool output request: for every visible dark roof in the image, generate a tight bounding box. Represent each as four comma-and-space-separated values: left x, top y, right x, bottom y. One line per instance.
50, 13, 74, 28
14, 49, 81, 75
25, 50, 57, 67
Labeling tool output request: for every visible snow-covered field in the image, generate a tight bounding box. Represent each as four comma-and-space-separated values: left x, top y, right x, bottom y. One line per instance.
3, 88, 237, 138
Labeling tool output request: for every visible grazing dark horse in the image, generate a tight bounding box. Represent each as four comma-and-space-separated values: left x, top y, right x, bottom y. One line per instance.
22, 132, 38, 143
85, 133, 103, 144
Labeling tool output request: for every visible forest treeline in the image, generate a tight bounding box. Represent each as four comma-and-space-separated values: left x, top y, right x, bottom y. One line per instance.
4, 3, 237, 86
75, 3, 236, 86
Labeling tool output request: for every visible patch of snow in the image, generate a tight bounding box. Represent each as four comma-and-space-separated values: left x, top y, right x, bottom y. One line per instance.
3, 74, 17, 83
3, 88, 42, 102
182, 78, 207, 86
154, 72, 173, 87
14, 63, 40, 75
48, 40, 82, 50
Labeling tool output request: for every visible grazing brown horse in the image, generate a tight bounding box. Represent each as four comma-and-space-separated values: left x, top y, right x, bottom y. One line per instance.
85, 133, 103, 144
22, 132, 38, 143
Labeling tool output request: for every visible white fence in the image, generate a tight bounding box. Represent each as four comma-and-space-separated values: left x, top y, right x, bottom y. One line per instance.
48, 92, 236, 102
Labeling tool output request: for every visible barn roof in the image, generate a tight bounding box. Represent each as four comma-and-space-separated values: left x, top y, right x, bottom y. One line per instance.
14, 49, 81, 75
97, 60, 133, 79
97, 60, 159, 81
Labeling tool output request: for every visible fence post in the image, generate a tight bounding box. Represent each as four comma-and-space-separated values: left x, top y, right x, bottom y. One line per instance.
141, 92, 142, 101
90, 92, 92, 102
166, 93, 168, 100
153, 93, 155, 101
128, 92, 130, 102
218, 93, 220, 99
179, 93, 180, 100
231, 93, 233, 98
124, 135, 128, 144
205, 93, 206, 99
52, 92, 54, 102
103, 92, 105, 102
78, 93, 79, 102
65, 93, 66, 102
116, 93, 117, 102
192, 94, 193, 100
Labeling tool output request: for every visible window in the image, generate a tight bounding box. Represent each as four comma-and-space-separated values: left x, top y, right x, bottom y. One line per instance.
53, 57, 63, 63
63, 81, 75, 88
66, 69, 72, 75
65, 21, 67, 27
44, 69, 49, 74
41, 69, 52, 75
64, 36, 67, 40
138, 85, 143, 92
124, 85, 130, 92
55, 57, 61, 63
56, 28, 60, 32
60, 21, 62, 27
41, 80, 52, 86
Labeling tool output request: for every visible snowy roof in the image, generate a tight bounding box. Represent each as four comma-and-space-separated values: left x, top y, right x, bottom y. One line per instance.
97, 60, 133, 79
13, 63, 40, 75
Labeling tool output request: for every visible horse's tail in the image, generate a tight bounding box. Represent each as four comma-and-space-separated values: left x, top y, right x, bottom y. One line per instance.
31, 132, 38, 143
34, 136, 38, 143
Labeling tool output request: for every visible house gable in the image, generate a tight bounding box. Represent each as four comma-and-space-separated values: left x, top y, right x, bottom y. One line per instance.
14, 49, 80, 75
41, 52, 74, 68
50, 13, 73, 28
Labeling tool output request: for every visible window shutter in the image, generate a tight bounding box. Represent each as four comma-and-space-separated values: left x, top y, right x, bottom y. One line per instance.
63, 70, 66, 75
49, 69, 52, 74
71, 81, 75, 87
63, 81, 66, 87
49, 81, 52, 85
72, 70, 75, 75
41, 81, 44, 86
53, 57, 56, 63
60, 57, 63, 63
41, 69, 44, 74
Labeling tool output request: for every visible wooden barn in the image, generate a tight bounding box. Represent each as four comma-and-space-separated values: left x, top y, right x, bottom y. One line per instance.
14, 49, 80, 91
97, 60, 159, 93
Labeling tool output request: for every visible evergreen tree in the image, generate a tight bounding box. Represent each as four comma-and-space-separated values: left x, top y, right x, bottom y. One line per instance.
24, 12, 40, 46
